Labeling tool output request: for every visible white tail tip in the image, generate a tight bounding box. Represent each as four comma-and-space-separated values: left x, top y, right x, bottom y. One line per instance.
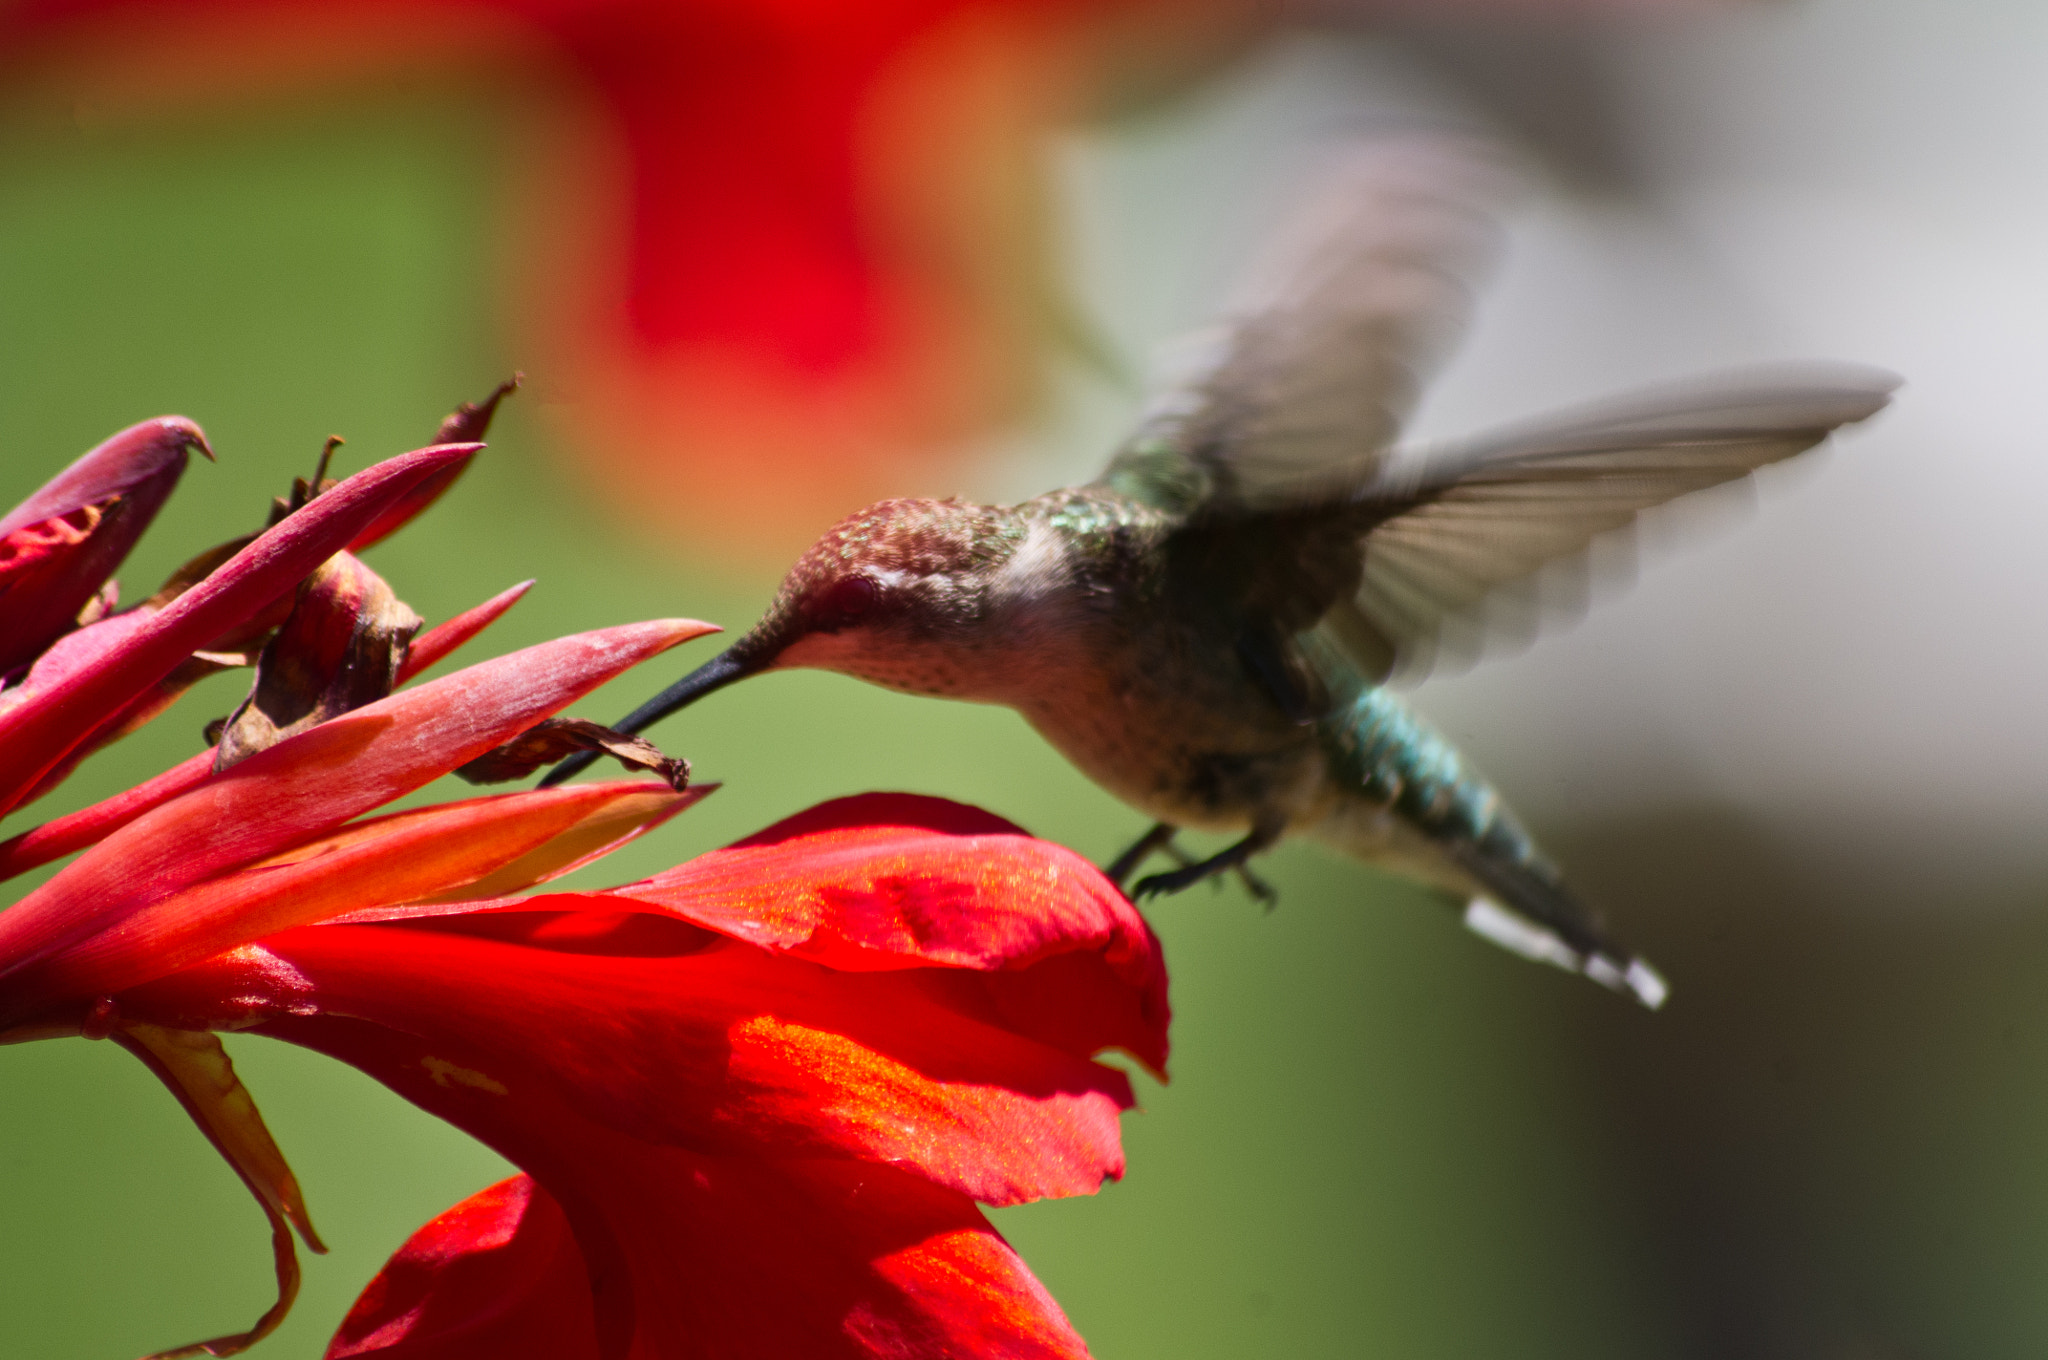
1462, 898, 1668, 1010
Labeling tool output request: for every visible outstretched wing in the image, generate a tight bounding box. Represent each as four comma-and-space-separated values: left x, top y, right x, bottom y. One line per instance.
1327, 363, 1900, 682
1097, 136, 1512, 515
1166, 365, 1898, 706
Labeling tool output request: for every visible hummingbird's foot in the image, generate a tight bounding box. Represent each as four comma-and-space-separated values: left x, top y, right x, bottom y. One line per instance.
1104, 822, 1180, 889
1185, 843, 1276, 904
1132, 826, 1280, 901
1233, 863, 1279, 910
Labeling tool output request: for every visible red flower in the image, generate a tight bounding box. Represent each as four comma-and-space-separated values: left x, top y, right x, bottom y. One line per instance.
115, 792, 1165, 1358
0, 437, 480, 818
0, 414, 1168, 1358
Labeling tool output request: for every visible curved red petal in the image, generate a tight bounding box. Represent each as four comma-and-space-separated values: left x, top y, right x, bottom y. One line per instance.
298, 1020, 1090, 1360
327, 793, 1171, 1076
125, 918, 1135, 1207
396, 581, 533, 685
0, 415, 203, 540
726, 793, 1036, 845
621, 792, 1148, 976
0, 617, 712, 997
19, 784, 694, 1009
610, 793, 1170, 1073
0, 434, 190, 675
326, 1176, 596, 1360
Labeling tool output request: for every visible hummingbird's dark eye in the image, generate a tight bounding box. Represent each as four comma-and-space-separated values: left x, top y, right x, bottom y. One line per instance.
819, 574, 880, 626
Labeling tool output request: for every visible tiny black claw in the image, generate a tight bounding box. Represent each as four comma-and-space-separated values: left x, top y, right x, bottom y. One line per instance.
1235, 864, 1279, 908
1131, 826, 1280, 903
1105, 821, 1179, 889
1132, 866, 1201, 900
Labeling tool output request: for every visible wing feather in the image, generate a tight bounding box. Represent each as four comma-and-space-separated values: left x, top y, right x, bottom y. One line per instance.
1329, 365, 1899, 682
1097, 136, 1513, 512
1108, 138, 1898, 692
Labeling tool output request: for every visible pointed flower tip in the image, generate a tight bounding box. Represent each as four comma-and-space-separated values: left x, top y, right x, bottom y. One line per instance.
475, 374, 524, 421
130, 416, 211, 464
161, 417, 215, 463
0, 415, 210, 540
409, 440, 485, 462
396, 580, 537, 685
0, 414, 219, 683
646, 618, 722, 651
432, 376, 523, 446
342, 442, 490, 553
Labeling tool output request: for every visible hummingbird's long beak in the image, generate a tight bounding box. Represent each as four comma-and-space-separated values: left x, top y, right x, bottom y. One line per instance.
536, 641, 768, 787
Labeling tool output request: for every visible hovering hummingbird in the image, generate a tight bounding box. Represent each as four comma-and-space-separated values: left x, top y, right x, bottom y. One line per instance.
542, 140, 1895, 1008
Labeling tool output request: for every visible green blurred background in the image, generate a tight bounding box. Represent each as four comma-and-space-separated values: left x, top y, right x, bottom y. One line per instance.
8, 6, 2048, 1358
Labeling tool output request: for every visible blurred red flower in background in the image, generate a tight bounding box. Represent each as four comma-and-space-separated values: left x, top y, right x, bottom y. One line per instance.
0, 407, 1169, 1357
0, 0, 1262, 554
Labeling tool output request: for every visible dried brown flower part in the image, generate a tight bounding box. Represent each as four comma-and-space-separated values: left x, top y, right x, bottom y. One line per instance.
349, 377, 520, 552
213, 552, 422, 771
456, 717, 691, 791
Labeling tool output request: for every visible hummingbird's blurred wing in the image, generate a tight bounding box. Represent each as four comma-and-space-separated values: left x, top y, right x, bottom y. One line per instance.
1096, 137, 1511, 514
1324, 363, 1900, 683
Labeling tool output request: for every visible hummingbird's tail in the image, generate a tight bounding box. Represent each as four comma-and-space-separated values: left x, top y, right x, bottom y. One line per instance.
1316, 683, 1667, 1009
1443, 838, 1668, 1011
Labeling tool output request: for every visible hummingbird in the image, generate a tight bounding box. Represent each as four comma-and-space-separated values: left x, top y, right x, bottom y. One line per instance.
541, 139, 1895, 1008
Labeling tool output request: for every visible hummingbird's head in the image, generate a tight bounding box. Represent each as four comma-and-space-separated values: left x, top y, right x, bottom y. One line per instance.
741, 497, 1024, 693
630, 498, 1027, 727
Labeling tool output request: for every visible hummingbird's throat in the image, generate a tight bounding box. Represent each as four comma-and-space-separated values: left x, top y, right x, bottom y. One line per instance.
775, 627, 998, 702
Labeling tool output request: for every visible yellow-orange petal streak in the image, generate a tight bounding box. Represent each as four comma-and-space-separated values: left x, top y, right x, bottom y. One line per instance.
404, 783, 710, 907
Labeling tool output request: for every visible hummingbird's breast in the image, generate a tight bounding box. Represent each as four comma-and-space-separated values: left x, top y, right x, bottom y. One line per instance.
978, 494, 1335, 834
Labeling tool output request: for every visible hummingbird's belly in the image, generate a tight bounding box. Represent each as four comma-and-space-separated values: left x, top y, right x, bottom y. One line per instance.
1016, 680, 1331, 835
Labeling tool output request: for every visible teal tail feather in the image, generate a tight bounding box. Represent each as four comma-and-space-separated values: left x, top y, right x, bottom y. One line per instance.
1318, 682, 1668, 1009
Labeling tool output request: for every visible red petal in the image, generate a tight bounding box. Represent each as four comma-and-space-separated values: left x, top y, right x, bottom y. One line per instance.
397, 581, 533, 684
0, 418, 197, 673
0, 442, 476, 818
0, 580, 542, 883
0, 749, 211, 884
333, 793, 1171, 1077
0, 617, 713, 995
347, 379, 517, 552
0, 415, 204, 540
294, 1021, 1090, 1360
325, 1176, 595, 1360
19, 783, 697, 1008
0, 580, 541, 885
610, 793, 1169, 1074
627, 793, 1148, 972
125, 917, 1136, 1207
